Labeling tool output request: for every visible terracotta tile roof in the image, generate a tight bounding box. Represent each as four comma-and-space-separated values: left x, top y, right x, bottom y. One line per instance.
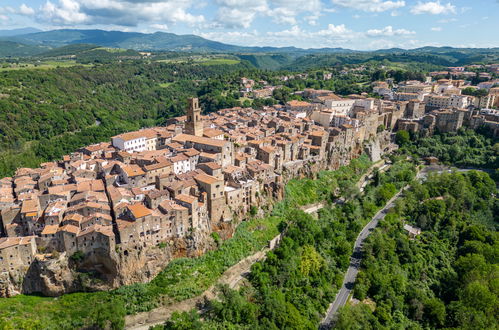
183, 148, 200, 157
58, 224, 80, 235
21, 199, 39, 214
203, 128, 224, 138
175, 194, 197, 205
41, 224, 59, 235
199, 162, 221, 170
127, 203, 152, 219
122, 165, 145, 177
194, 173, 220, 185
144, 160, 173, 171
113, 131, 146, 141
171, 154, 188, 163
173, 134, 228, 148
78, 224, 114, 237
0, 236, 35, 250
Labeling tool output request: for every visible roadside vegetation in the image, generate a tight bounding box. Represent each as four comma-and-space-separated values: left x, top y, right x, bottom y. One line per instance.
337, 170, 498, 329
158, 157, 418, 329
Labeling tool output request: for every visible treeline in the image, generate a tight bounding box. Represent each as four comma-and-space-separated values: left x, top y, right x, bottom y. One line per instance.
400, 128, 499, 170
159, 158, 417, 329
338, 170, 498, 329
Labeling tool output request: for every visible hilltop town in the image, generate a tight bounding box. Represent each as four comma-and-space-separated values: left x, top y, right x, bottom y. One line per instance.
0, 71, 498, 296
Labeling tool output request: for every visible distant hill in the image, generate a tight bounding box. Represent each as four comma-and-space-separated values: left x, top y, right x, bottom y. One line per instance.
0, 40, 49, 57
0, 27, 42, 37
0, 28, 498, 69
37, 43, 100, 57
5, 29, 245, 52
2, 29, 360, 54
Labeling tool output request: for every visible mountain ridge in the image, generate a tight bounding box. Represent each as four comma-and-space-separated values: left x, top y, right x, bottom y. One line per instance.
0, 28, 498, 58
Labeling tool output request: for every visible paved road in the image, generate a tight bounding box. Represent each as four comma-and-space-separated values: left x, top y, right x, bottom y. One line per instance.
320, 189, 405, 329
319, 166, 468, 328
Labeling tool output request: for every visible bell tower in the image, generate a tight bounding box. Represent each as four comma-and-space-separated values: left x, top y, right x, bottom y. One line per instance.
185, 97, 203, 137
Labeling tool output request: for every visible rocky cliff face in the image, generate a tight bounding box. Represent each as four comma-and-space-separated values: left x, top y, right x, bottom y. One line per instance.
0, 226, 217, 297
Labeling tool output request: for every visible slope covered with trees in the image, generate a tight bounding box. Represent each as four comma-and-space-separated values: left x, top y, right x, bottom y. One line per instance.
400, 128, 499, 170
337, 170, 498, 329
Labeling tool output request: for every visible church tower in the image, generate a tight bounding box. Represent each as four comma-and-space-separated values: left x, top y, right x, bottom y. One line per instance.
185, 97, 203, 137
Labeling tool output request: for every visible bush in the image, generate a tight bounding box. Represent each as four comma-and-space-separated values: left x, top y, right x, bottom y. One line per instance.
70, 251, 85, 263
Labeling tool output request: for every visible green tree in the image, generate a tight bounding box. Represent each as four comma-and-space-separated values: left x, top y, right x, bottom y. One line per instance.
395, 130, 410, 147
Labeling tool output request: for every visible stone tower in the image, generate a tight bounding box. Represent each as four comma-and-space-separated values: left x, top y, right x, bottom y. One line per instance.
185, 97, 203, 137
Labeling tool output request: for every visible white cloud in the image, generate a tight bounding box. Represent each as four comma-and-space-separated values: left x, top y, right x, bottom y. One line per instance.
331, 0, 405, 13
437, 17, 457, 23
214, 0, 323, 28
215, 7, 257, 28
268, 25, 305, 37
316, 24, 351, 36
431, 26, 442, 31
37, 0, 204, 27
151, 23, 168, 31
411, 1, 456, 15
366, 25, 415, 37
19, 4, 35, 15
41, 0, 88, 24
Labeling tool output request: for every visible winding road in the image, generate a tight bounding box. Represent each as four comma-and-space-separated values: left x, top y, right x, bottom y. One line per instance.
319, 189, 405, 329
319, 166, 467, 328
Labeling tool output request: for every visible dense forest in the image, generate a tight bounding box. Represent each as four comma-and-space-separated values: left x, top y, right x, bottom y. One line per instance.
399, 128, 499, 170
337, 170, 498, 329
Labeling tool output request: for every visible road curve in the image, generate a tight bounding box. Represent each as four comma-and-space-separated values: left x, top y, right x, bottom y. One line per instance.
319, 189, 405, 329
319, 167, 452, 328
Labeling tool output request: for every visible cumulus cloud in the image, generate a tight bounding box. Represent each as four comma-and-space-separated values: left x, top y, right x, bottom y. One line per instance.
201, 23, 357, 48
41, 0, 87, 24
316, 24, 351, 36
37, 0, 204, 27
331, 0, 405, 13
366, 25, 415, 37
19, 4, 35, 15
268, 25, 305, 37
411, 1, 456, 15
150, 23, 168, 31
214, 0, 323, 28
431, 26, 442, 31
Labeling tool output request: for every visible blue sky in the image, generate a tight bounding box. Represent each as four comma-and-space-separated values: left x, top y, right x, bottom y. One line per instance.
0, 0, 498, 50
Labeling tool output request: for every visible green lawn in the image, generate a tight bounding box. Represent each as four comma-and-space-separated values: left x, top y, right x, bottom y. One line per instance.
200, 59, 240, 66
158, 82, 173, 88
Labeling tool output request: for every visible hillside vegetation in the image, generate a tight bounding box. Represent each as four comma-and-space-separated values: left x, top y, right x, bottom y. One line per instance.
338, 170, 498, 329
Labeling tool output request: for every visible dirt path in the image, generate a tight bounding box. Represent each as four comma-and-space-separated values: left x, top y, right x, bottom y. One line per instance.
125, 237, 277, 330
